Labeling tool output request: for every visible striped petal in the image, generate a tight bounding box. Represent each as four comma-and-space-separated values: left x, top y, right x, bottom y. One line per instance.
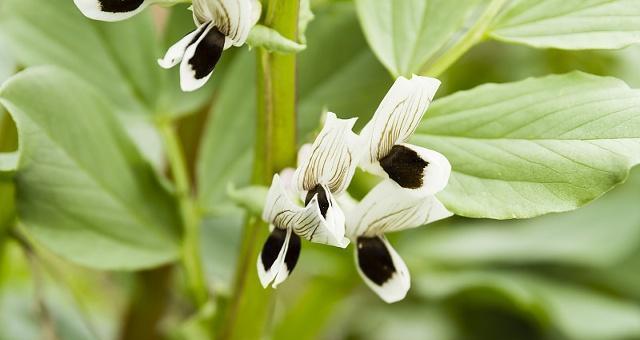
360, 75, 440, 175
294, 112, 360, 196
263, 174, 349, 248
192, 0, 261, 47
345, 180, 452, 238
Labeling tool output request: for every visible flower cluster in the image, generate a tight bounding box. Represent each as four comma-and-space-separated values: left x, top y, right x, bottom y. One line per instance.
73, 0, 260, 91
258, 75, 453, 303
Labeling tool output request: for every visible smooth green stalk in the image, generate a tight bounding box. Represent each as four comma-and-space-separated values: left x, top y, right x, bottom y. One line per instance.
219, 0, 299, 339
158, 120, 209, 308
420, 0, 508, 77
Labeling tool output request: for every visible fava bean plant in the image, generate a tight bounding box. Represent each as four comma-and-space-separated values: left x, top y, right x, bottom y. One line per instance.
1, 0, 640, 339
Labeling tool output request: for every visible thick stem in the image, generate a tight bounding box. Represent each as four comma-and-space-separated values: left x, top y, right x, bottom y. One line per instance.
218, 1, 299, 339
420, 0, 508, 77
158, 121, 209, 308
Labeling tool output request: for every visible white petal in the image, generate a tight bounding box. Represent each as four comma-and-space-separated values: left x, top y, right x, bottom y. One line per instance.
272, 232, 301, 288
301, 187, 350, 248
257, 227, 291, 288
354, 236, 410, 303
360, 75, 440, 171
158, 24, 209, 69
346, 180, 452, 238
379, 143, 451, 195
192, 0, 259, 47
263, 175, 349, 248
73, 0, 149, 22
297, 143, 312, 169
250, 0, 262, 26
294, 112, 360, 195
179, 22, 225, 92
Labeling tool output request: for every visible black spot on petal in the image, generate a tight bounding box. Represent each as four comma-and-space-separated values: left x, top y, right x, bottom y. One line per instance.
380, 145, 428, 189
357, 236, 396, 285
260, 228, 287, 271
305, 184, 330, 218
188, 25, 225, 80
284, 233, 301, 274
97, 0, 144, 13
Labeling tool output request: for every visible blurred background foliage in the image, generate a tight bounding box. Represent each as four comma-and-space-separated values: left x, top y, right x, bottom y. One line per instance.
0, 0, 639, 339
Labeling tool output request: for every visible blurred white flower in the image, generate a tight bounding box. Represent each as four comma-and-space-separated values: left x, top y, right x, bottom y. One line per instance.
73, 0, 154, 21
158, 0, 261, 91
258, 112, 360, 288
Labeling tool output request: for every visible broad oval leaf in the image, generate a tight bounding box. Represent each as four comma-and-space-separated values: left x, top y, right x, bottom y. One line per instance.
490, 0, 640, 49
0, 0, 159, 116
0, 38, 14, 84
354, 0, 482, 77
0, 67, 181, 270
298, 3, 390, 137
414, 72, 640, 219
197, 50, 256, 213
404, 168, 640, 267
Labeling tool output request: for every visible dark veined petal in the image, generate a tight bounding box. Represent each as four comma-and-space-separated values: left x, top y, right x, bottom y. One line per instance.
73, 0, 148, 21
179, 22, 226, 92
192, 0, 261, 47
379, 143, 451, 195
360, 75, 440, 173
257, 227, 301, 288
355, 235, 410, 303
263, 175, 349, 248
345, 180, 452, 238
294, 112, 360, 195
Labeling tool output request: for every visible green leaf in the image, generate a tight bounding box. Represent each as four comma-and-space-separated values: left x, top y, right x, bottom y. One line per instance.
490, 0, 640, 50
0, 151, 17, 179
298, 3, 391, 137
246, 25, 306, 53
405, 168, 640, 268
414, 72, 640, 219
197, 50, 256, 213
354, 0, 482, 77
0, 0, 160, 115
0, 67, 180, 270
414, 270, 640, 340
0, 38, 14, 84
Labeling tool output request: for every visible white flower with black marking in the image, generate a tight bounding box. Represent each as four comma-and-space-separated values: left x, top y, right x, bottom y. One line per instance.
344, 180, 452, 303
73, 0, 153, 22
360, 75, 451, 196
158, 0, 261, 91
258, 112, 360, 288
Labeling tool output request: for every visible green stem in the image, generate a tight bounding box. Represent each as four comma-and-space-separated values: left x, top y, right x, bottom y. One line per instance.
119, 266, 173, 340
218, 1, 299, 339
158, 120, 208, 308
420, 0, 508, 77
